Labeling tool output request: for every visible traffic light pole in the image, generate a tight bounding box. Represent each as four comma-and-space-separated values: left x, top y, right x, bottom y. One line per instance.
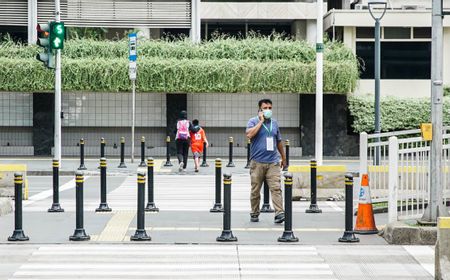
54, 0, 62, 164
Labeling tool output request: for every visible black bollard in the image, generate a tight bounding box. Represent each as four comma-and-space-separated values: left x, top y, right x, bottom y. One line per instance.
131, 172, 151, 241
118, 137, 127, 168
283, 139, 290, 171
48, 159, 64, 212
8, 173, 29, 241
306, 160, 322, 213
163, 136, 173, 167
226, 137, 235, 167
78, 138, 87, 170
139, 136, 146, 167
96, 157, 111, 212
69, 171, 90, 241
260, 181, 274, 213
200, 141, 209, 167
210, 158, 224, 212
145, 158, 159, 212
339, 174, 360, 243
245, 138, 251, 169
100, 137, 106, 158
278, 173, 299, 242
217, 173, 237, 242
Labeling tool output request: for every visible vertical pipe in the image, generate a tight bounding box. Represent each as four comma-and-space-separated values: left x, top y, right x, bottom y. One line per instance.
100, 137, 105, 158
306, 160, 322, 213
131, 172, 151, 241
8, 173, 29, 241
315, 0, 324, 166
374, 18, 381, 166
278, 173, 298, 242
201, 141, 209, 167
217, 173, 237, 242
211, 158, 223, 212
339, 174, 359, 242
78, 139, 87, 170
118, 137, 127, 168
261, 181, 274, 213
245, 138, 251, 169
283, 139, 290, 171
226, 137, 235, 167
96, 157, 111, 212
69, 171, 90, 241
139, 136, 146, 167
164, 136, 173, 166
48, 159, 64, 212
145, 157, 159, 212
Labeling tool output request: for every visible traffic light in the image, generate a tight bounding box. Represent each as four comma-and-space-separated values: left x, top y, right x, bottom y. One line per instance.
36, 22, 55, 69
50, 21, 65, 50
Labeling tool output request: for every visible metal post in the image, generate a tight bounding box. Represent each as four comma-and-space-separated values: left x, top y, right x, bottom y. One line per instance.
339, 174, 359, 243
145, 157, 159, 212
118, 137, 127, 168
261, 181, 274, 213
359, 132, 368, 176
96, 157, 111, 212
54, 0, 62, 164
217, 173, 237, 242
420, 0, 445, 225
100, 137, 105, 158
306, 159, 322, 213
69, 171, 90, 241
388, 136, 399, 223
315, 0, 324, 166
245, 138, 251, 169
48, 159, 64, 212
131, 172, 151, 241
278, 173, 299, 242
210, 158, 224, 212
8, 173, 29, 241
164, 136, 173, 166
226, 137, 235, 167
139, 136, 146, 167
283, 139, 290, 171
78, 138, 87, 170
200, 141, 209, 167
374, 18, 381, 166
131, 80, 136, 163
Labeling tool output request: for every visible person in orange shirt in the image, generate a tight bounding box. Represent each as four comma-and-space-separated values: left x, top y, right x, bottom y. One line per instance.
190, 119, 208, 172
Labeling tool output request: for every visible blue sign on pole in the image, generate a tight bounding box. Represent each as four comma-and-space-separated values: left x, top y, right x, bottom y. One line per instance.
128, 33, 137, 61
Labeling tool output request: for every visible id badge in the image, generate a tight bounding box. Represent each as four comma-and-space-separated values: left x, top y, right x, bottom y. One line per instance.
266, 137, 274, 151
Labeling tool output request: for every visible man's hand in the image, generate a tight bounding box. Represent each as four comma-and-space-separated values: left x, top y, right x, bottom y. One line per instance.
280, 159, 287, 170
258, 111, 264, 122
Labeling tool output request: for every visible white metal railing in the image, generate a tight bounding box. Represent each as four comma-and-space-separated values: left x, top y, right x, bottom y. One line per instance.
360, 127, 450, 222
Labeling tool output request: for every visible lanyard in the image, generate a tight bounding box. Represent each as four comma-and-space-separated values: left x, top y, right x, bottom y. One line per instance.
261, 119, 272, 136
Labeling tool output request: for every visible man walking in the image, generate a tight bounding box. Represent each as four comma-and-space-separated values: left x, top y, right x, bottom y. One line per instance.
246, 99, 287, 224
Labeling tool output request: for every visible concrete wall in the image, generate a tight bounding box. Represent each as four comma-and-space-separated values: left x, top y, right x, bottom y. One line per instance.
355, 80, 430, 98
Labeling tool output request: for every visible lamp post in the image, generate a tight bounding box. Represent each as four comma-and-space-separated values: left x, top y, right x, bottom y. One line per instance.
368, 0, 387, 165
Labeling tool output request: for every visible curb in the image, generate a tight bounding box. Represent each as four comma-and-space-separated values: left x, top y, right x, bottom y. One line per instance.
382, 221, 436, 245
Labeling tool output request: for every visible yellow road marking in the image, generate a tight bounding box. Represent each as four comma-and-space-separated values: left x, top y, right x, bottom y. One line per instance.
97, 211, 135, 242
128, 227, 343, 232
439, 217, 450, 229
288, 165, 347, 173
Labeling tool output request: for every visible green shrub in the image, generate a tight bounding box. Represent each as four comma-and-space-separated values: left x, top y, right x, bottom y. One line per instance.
348, 95, 450, 133
0, 58, 357, 93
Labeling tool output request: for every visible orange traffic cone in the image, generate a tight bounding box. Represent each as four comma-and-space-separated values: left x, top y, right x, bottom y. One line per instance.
354, 174, 378, 234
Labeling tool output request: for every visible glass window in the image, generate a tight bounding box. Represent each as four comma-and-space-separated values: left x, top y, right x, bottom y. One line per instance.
356, 27, 374, 39
383, 27, 411, 39
414, 27, 431, 39
356, 42, 431, 79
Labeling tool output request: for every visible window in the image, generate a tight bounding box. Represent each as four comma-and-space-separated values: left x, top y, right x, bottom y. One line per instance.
413, 27, 431, 39
356, 27, 374, 39
356, 42, 431, 79
383, 27, 411, 39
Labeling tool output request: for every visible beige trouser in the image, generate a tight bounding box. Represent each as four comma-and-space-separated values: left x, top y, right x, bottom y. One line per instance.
249, 160, 284, 215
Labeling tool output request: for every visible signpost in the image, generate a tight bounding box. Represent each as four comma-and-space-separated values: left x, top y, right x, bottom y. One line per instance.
129, 33, 137, 163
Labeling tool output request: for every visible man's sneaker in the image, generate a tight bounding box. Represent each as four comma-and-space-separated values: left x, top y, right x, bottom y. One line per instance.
179, 162, 184, 172
250, 214, 259, 222
274, 212, 285, 224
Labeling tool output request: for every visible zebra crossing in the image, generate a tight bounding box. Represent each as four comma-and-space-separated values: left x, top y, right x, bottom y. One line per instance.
7, 244, 336, 280
3, 244, 435, 280
23, 175, 344, 213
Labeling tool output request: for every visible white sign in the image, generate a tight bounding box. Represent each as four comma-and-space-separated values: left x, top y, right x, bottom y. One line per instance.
129, 61, 137, 80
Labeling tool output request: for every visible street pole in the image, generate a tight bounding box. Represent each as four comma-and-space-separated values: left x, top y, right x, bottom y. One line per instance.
54, 0, 62, 164
374, 17, 381, 165
420, 0, 445, 224
315, 0, 323, 166
131, 79, 135, 163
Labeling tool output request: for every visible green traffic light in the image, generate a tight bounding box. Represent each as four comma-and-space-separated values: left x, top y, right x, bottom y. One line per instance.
50, 22, 65, 50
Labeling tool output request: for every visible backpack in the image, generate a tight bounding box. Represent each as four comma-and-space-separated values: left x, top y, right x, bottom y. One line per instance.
177, 120, 190, 140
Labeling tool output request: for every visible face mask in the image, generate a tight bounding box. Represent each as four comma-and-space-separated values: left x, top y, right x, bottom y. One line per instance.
263, 109, 272, 119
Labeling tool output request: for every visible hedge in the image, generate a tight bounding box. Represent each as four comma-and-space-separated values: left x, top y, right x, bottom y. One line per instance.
348, 95, 450, 133
0, 37, 356, 63
0, 58, 358, 93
